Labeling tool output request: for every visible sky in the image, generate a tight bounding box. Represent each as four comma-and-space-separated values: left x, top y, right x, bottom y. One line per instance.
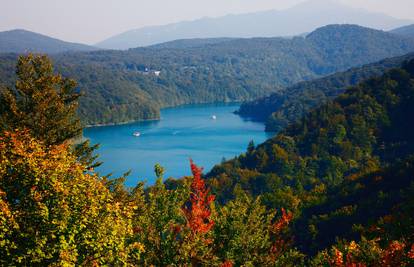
0, 0, 413, 45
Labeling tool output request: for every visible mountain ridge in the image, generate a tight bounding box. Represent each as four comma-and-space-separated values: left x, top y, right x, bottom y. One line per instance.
390, 24, 414, 38
0, 29, 99, 54
96, 0, 412, 49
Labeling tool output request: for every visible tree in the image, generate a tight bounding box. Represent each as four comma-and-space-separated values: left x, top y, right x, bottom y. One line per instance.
181, 160, 217, 265
129, 164, 190, 266
183, 160, 215, 235
213, 192, 303, 266
154, 163, 165, 180
1, 54, 81, 145
0, 130, 134, 265
247, 140, 255, 154
0, 54, 99, 168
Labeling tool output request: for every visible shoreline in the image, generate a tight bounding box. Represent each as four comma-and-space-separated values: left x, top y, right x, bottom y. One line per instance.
84, 101, 244, 128
84, 117, 160, 128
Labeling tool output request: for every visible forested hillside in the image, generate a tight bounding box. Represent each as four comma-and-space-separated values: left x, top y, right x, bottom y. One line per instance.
207, 59, 414, 258
391, 24, 414, 38
1, 25, 414, 125
237, 52, 414, 132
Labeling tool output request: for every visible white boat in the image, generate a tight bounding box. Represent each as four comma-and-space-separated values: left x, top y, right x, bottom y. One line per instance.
211, 115, 217, 120
133, 131, 141, 137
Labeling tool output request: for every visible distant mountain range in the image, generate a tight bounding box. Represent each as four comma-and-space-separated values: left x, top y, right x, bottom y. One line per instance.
96, 0, 412, 49
391, 24, 414, 38
1, 0, 412, 54
0, 29, 98, 54
148, 38, 236, 49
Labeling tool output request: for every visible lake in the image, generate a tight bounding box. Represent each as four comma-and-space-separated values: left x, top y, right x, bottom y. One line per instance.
84, 103, 272, 186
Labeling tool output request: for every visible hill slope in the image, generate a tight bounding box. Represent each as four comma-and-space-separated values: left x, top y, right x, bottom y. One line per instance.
390, 24, 414, 38
2, 25, 414, 125
207, 59, 414, 254
0, 29, 98, 54
237, 52, 414, 132
96, 0, 412, 49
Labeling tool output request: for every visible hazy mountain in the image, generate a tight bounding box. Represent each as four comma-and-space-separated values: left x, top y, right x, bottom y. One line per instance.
0, 29, 98, 54
148, 38, 236, 49
96, 0, 412, 49
391, 24, 414, 38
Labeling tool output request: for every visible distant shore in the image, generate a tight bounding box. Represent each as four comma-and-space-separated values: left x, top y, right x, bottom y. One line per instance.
84, 101, 243, 128
84, 117, 160, 128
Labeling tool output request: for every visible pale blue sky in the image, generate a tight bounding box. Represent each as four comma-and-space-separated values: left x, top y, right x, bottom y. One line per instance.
0, 0, 413, 44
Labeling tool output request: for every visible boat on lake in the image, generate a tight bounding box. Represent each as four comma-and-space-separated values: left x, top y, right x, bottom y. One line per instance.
211, 115, 217, 120
133, 131, 141, 137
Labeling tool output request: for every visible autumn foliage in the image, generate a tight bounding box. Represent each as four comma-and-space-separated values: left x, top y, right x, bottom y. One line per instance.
0, 130, 133, 265
313, 239, 414, 267
183, 160, 215, 234
269, 208, 294, 258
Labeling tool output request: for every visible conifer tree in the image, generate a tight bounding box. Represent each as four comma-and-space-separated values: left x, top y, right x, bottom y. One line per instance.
0, 54, 99, 168
1, 54, 81, 144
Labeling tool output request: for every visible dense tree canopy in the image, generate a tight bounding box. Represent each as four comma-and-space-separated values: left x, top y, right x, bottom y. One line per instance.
208, 60, 414, 260
237, 52, 414, 132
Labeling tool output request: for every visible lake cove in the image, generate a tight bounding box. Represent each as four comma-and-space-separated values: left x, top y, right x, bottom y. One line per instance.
84, 103, 272, 186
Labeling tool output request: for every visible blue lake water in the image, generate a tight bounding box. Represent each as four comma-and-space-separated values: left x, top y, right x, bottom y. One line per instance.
84, 103, 272, 186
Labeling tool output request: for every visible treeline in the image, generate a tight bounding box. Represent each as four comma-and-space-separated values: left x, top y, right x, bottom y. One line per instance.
207, 59, 414, 262
237, 52, 414, 132
1, 24, 414, 125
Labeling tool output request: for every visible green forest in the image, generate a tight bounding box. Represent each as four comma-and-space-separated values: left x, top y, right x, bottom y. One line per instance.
237, 52, 414, 132
1, 24, 414, 125
207, 57, 414, 263
1, 47, 414, 266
